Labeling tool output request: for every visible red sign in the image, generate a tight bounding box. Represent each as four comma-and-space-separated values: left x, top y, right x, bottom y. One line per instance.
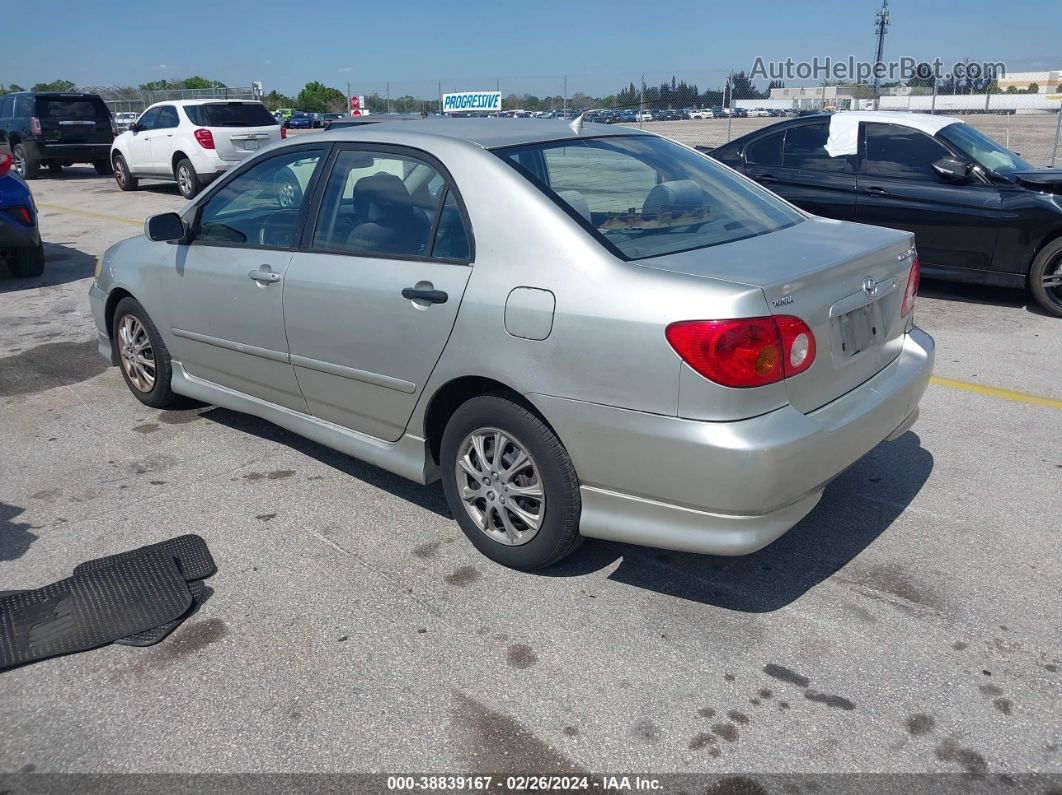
350, 96, 360, 109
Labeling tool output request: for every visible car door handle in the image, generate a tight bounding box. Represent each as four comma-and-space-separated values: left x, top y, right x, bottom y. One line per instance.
401, 287, 448, 304
248, 268, 281, 284
863, 185, 888, 195
758, 173, 777, 183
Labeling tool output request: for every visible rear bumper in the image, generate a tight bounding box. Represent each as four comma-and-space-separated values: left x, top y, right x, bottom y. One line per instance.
0, 212, 41, 251
27, 141, 111, 163
531, 326, 934, 556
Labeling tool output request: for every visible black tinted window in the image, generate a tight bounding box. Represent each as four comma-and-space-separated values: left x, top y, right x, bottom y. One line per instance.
35, 97, 110, 122
137, 108, 160, 131
432, 191, 471, 261
155, 106, 179, 129
312, 149, 444, 258
185, 102, 276, 127
197, 149, 323, 249
745, 131, 783, 166
783, 122, 848, 172
864, 123, 952, 180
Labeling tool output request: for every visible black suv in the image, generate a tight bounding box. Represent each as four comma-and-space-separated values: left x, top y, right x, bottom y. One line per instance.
0, 92, 115, 179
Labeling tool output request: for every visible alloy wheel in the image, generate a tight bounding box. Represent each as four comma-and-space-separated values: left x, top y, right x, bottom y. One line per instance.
177, 165, 192, 196
1041, 253, 1062, 308
13, 147, 25, 177
118, 315, 156, 393
455, 427, 546, 546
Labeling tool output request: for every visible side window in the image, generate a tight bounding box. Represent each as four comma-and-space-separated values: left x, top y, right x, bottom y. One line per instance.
155, 106, 179, 129
196, 148, 323, 248
15, 96, 33, 116
864, 123, 953, 180
745, 131, 784, 167
311, 149, 446, 259
783, 121, 849, 172
137, 108, 160, 131
431, 191, 471, 261
0, 97, 13, 118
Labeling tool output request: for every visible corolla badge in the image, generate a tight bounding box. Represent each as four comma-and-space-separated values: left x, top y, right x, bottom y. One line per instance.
773, 295, 794, 307
862, 276, 879, 299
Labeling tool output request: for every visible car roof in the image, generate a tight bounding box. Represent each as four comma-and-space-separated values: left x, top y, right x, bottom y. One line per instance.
313, 118, 649, 149
826, 110, 962, 136
144, 99, 265, 108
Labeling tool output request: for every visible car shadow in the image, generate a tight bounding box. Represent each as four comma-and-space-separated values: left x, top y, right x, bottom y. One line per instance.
201, 406, 452, 520
0, 242, 97, 292
41, 167, 181, 195
0, 501, 38, 562
538, 431, 934, 613
920, 277, 1050, 317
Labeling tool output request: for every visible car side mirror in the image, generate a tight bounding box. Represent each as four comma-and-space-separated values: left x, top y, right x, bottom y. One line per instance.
932, 156, 973, 183
145, 212, 185, 242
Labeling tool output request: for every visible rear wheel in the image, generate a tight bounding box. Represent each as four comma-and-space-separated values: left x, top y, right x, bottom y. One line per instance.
113, 154, 138, 191
175, 158, 201, 199
93, 159, 113, 176
8, 244, 45, 278
1029, 238, 1062, 319
440, 395, 582, 570
112, 297, 180, 408
12, 143, 39, 179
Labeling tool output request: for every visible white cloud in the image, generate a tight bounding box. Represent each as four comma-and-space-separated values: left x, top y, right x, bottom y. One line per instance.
339, 66, 353, 73
154, 64, 171, 70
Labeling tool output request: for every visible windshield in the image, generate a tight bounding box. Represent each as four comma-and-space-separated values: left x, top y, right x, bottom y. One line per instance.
496, 135, 803, 260
938, 122, 1033, 175
184, 102, 277, 128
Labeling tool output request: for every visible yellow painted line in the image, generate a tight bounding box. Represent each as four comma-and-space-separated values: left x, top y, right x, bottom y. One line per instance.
37, 202, 141, 226
930, 376, 1062, 409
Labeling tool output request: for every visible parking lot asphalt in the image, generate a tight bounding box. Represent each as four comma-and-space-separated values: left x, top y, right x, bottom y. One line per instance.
0, 166, 1059, 777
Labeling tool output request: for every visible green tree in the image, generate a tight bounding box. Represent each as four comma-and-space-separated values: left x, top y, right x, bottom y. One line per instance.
181, 76, 225, 90
295, 81, 346, 112
31, 79, 76, 92
1026, 82, 1039, 94
262, 90, 294, 110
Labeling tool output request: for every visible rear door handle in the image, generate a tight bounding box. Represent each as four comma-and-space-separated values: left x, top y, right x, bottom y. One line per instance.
863, 185, 888, 195
248, 268, 281, 284
401, 287, 448, 304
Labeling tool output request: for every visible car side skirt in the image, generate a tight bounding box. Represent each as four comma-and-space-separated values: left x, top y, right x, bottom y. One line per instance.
921, 265, 1026, 289
169, 362, 440, 485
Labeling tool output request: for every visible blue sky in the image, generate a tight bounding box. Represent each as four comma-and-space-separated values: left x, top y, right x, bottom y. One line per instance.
4, 0, 1060, 98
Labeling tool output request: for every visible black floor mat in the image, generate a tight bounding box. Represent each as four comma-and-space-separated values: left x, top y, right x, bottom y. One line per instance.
113, 579, 210, 647
0, 553, 192, 670
74, 534, 216, 582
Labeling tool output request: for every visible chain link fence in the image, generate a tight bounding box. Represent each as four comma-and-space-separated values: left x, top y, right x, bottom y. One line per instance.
79, 85, 260, 115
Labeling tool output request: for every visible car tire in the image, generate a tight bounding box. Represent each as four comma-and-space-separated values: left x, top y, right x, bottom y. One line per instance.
47, 161, 62, 176
9, 244, 45, 278
1029, 237, 1062, 319
113, 154, 138, 191
175, 158, 201, 199
111, 297, 180, 409
275, 168, 303, 209
93, 159, 114, 176
12, 143, 39, 179
440, 394, 582, 570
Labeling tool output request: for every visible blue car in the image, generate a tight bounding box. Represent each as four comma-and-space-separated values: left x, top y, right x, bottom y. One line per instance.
285, 112, 314, 130
0, 131, 43, 278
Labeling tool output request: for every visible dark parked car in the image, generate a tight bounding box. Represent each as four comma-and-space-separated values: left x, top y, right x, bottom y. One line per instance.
0, 131, 44, 277
710, 111, 1062, 316
0, 91, 115, 178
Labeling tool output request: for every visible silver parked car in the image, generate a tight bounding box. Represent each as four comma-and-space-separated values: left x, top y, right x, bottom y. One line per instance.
89, 120, 934, 570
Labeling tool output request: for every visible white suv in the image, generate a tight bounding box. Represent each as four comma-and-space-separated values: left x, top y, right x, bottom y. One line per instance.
110, 100, 283, 198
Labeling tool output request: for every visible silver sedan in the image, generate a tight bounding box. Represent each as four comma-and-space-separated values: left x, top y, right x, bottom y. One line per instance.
89, 119, 934, 570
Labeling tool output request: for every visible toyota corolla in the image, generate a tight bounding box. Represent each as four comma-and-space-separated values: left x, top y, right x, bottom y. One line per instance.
88, 119, 934, 570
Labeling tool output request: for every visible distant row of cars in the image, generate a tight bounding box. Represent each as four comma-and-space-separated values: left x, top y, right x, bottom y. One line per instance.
274, 109, 349, 129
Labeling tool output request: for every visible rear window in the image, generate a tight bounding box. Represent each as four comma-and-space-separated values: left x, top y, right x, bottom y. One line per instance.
183, 102, 276, 128
497, 135, 803, 260
35, 97, 110, 122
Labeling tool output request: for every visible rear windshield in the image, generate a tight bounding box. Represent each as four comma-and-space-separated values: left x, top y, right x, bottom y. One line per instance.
183, 102, 276, 128
496, 135, 803, 260
35, 97, 110, 122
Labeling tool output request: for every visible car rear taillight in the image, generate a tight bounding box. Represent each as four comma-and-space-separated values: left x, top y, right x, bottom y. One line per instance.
194, 128, 215, 149
280, 127, 287, 139
901, 255, 920, 317
30, 116, 42, 136
0, 152, 11, 178
665, 316, 817, 388
3, 206, 34, 226
110, 118, 118, 137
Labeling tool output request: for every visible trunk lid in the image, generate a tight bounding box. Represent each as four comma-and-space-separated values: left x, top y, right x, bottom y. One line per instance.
639, 217, 916, 413
35, 95, 112, 144
186, 102, 281, 162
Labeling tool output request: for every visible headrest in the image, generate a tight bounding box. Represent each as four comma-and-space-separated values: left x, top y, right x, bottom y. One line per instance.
352, 172, 413, 225
642, 179, 704, 218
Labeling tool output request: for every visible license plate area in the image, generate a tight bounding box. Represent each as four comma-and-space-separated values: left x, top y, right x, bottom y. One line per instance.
837, 303, 879, 357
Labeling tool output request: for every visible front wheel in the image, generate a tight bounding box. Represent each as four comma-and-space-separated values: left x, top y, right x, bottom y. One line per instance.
440, 395, 582, 570
113, 154, 138, 191
1029, 238, 1062, 319
175, 158, 201, 199
112, 297, 181, 408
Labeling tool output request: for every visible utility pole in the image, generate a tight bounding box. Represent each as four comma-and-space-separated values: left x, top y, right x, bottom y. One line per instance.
386, 82, 391, 114
438, 80, 442, 115
872, 0, 890, 109
563, 75, 568, 115
639, 73, 644, 128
